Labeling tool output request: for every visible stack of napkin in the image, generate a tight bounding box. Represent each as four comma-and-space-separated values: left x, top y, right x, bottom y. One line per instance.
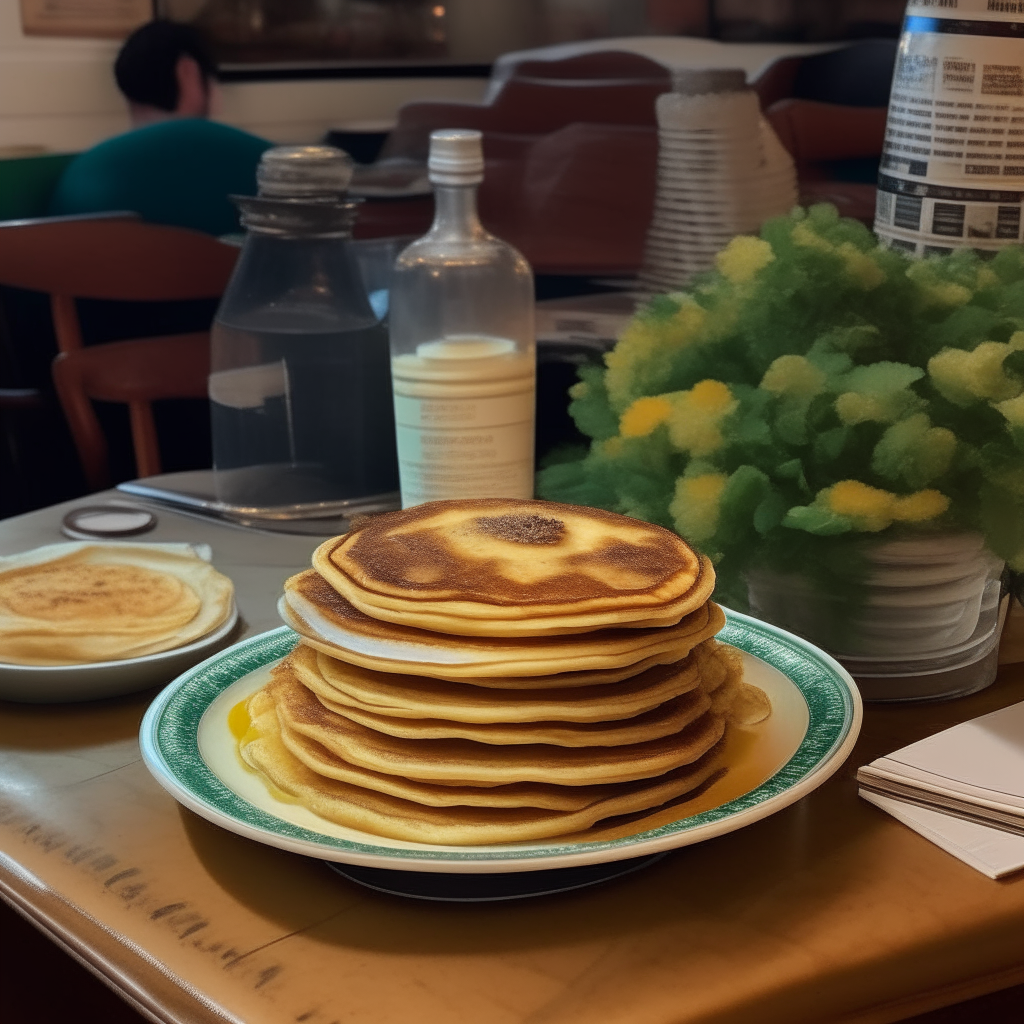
858, 700, 1024, 878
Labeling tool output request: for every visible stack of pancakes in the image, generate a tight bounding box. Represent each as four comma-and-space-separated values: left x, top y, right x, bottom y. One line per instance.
240, 499, 770, 845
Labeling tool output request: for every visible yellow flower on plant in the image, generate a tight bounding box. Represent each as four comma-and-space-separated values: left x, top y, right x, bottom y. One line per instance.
995, 392, 1024, 427
823, 480, 948, 531
833, 362, 925, 424
715, 235, 775, 284
604, 298, 709, 411
826, 480, 894, 530
837, 241, 885, 290
891, 490, 950, 522
760, 355, 827, 398
906, 264, 972, 309
600, 436, 625, 458
791, 224, 883, 289
928, 340, 1024, 405
670, 473, 727, 543
977, 266, 999, 291
791, 220, 832, 253
929, 281, 972, 307
689, 379, 734, 412
835, 392, 887, 424
619, 395, 672, 437
666, 380, 737, 455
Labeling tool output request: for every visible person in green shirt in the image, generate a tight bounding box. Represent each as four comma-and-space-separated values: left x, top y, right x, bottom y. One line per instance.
48, 20, 271, 237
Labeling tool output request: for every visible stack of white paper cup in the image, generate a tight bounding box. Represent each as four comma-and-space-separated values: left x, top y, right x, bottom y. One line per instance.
638, 69, 798, 292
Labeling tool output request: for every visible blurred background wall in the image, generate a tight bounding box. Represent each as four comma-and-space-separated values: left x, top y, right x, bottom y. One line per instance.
0, 0, 907, 154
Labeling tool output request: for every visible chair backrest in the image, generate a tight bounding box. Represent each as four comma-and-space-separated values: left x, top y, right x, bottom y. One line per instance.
381, 50, 671, 162
503, 122, 658, 275
51, 332, 211, 490
753, 40, 898, 111
0, 216, 238, 352
490, 51, 671, 134
766, 98, 888, 167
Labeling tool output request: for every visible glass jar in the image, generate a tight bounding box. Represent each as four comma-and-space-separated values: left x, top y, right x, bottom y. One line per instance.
209, 145, 399, 513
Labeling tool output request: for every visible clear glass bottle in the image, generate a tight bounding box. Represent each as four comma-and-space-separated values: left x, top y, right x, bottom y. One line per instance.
388, 129, 535, 508
209, 145, 398, 512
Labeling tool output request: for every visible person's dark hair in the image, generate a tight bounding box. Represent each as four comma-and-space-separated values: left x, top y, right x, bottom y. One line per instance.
114, 20, 216, 111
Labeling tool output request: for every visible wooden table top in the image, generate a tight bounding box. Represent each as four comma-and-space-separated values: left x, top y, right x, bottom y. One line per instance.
1, 493, 1022, 1024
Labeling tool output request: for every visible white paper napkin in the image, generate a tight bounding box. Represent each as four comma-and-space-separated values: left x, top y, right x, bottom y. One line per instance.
860, 789, 1024, 879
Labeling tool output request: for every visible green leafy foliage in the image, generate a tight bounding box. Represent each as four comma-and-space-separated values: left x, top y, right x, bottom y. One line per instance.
537, 205, 1024, 606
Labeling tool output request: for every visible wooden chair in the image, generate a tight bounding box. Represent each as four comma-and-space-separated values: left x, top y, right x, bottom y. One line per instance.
0, 216, 238, 354
52, 333, 210, 490
0, 216, 238, 489
378, 50, 671, 164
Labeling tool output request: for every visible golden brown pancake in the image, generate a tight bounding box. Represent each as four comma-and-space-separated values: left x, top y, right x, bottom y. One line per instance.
0, 544, 234, 665
266, 666, 726, 786
315, 683, 711, 747
703, 642, 772, 726
693, 638, 729, 693
0, 562, 194, 630
240, 684, 727, 844
277, 719, 626, 810
283, 569, 724, 681
312, 499, 715, 636
289, 642, 705, 724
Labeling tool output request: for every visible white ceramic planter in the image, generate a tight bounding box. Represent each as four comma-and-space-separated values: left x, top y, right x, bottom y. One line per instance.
746, 534, 1006, 702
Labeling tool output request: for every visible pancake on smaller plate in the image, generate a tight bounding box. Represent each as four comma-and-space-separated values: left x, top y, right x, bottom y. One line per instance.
312, 499, 715, 636
0, 542, 235, 665
282, 569, 724, 681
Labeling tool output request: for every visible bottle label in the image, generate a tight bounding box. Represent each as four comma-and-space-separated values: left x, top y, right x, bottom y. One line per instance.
393, 385, 535, 505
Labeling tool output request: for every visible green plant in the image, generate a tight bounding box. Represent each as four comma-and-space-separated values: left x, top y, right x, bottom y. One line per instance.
537, 204, 1024, 609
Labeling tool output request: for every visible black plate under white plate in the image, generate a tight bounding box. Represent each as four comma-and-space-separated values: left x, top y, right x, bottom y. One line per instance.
323, 853, 669, 901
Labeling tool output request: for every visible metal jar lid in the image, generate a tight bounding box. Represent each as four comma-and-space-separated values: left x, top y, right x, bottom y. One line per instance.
256, 145, 355, 198
235, 144, 361, 236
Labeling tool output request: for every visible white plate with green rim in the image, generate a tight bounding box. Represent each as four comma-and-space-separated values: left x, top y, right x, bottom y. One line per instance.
139, 611, 862, 874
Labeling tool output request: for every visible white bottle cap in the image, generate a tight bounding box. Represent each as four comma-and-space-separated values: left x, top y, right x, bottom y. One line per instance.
428, 129, 484, 186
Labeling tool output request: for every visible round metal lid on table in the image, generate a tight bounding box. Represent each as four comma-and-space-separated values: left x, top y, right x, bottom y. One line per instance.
61, 505, 157, 541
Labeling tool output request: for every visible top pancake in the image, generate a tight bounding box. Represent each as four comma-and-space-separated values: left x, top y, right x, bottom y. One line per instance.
0, 543, 235, 665
313, 499, 714, 636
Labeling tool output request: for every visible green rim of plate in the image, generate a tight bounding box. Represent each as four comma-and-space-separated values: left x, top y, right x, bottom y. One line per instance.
140, 610, 857, 863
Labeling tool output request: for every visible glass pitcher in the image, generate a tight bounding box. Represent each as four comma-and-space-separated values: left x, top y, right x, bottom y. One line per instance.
209, 145, 399, 514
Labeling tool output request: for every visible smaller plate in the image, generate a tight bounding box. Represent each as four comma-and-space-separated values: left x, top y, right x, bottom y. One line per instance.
0, 605, 239, 704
